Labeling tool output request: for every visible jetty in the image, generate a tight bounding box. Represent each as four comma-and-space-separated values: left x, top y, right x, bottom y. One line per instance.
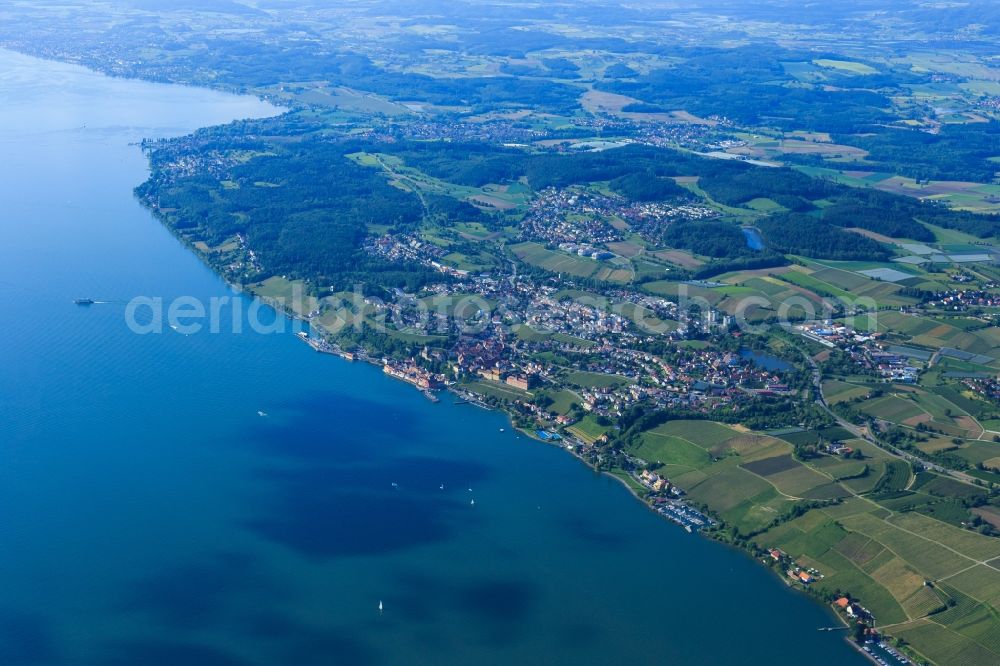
295, 331, 355, 360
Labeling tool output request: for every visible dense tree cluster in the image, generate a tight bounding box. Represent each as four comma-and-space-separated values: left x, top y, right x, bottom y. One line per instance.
608, 171, 687, 201
423, 194, 491, 225
661, 220, 755, 259
699, 167, 833, 207
604, 63, 638, 79
139, 139, 433, 289
837, 122, 1000, 183
759, 214, 889, 261
597, 46, 895, 133
819, 190, 935, 241
691, 255, 790, 279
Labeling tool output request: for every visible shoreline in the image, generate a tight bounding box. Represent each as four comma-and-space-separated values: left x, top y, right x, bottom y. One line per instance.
135, 111, 913, 666
0, 42, 945, 665
153, 232, 888, 658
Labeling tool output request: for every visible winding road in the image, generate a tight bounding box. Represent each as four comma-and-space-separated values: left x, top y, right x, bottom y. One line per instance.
799, 340, 982, 487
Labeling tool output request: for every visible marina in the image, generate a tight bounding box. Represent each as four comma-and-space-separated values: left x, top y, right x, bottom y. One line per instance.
296, 330, 355, 360
652, 499, 714, 532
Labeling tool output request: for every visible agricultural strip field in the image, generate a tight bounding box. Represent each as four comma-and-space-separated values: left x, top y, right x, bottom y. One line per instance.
641, 415, 1000, 664
822, 379, 872, 404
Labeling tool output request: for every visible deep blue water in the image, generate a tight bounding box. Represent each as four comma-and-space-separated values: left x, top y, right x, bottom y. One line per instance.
0, 50, 864, 665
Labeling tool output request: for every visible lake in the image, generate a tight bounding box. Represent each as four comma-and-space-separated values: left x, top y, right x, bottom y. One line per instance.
741, 348, 796, 372
743, 227, 765, 251
0, 49, 864, 665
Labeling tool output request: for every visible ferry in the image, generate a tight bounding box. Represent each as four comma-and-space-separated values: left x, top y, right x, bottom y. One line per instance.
74, 298, 95, 305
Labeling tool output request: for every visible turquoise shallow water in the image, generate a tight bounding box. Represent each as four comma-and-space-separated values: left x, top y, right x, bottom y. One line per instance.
0, 49, 866, 665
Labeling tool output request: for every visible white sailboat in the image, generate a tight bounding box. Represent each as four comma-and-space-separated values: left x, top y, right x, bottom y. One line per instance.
378, 600, 383, 614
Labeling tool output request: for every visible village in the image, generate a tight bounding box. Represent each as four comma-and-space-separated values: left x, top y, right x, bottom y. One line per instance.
923, 288, 1000, 311
796, 321, 923, 383
521, 186, 718, 250
361, 117, 548, 146
332, 266, 800, 440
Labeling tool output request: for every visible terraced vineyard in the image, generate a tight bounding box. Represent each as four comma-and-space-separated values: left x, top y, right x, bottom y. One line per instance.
629, 419, 1000, 664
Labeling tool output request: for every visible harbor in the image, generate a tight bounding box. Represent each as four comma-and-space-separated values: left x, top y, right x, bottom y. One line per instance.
296, 330, 356, 360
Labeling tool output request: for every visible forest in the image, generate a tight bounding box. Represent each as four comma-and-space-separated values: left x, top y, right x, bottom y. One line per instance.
141, 126, 998, 296
819, 190, 936, 241
661, 220, 757, 259
698, 167, 834, 208
138, 138, 438, 291
383, 140, 998, 240
384, 142, 745, 190
835, 122, 1000, 183
596, 45, 898, 133
608, 171, 688, 201
758, 214, 889, 261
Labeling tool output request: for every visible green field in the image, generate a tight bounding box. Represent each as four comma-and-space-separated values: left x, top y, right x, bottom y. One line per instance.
252, 276, 320, 317
823, 379, 872, 404
813, 58, 879, 75
464, 379, 531, 403
860, 394, 925, 423
651, 420, 740, 448
757, 493, 1000, 665
511, 242, 603, 279
535, 388, 580, 415
634, 430, 713, 474
642, 280, 725, 305
564, 370, 633, 388
778, 269, 855, 301
567, 414, 612, 444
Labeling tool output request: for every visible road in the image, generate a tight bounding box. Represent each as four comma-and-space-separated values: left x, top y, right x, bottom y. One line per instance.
798, 342, 982, 488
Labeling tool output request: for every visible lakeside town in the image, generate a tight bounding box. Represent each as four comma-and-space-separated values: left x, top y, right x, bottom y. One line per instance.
120, 22, 1000, 664
10, 0, 1000, 663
